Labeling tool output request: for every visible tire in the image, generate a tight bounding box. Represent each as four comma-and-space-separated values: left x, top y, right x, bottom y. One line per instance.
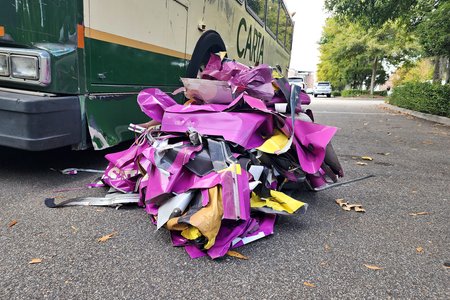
186, 30, 226, 78
313, 94, 317, 98
327, 94, 331, 98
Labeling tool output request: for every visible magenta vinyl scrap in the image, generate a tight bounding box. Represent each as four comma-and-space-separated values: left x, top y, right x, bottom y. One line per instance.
99, 55, 343, 259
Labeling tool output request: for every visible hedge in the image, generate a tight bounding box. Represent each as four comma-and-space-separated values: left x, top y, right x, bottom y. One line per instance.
389, 82, 450, 117
332, 91, 341, 97
341, 89, 364, 97
341, 89, 387, 97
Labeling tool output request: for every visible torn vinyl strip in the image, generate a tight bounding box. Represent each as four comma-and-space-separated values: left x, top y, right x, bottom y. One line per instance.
45, 193, 140, 208
313, 175, 375, 191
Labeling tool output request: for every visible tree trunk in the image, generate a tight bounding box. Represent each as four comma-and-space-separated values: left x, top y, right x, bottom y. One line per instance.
432, 56, 440, 83
370, 57, 378, 95
446, 57, 450, 84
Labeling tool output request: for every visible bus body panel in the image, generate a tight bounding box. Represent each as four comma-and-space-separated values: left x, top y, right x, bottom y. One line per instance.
84, 0, 188, 89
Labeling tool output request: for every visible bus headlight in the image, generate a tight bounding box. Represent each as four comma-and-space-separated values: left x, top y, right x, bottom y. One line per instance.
11, 55, 39, 80
0, 54, 9, 76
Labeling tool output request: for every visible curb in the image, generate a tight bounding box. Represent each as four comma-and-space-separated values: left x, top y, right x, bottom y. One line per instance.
381, 103, 450, 126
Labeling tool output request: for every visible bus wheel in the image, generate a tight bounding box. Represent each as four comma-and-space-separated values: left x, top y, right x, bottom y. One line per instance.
186, 30, 226, 78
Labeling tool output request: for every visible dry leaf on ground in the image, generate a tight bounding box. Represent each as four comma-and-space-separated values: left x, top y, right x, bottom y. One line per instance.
356, 162, 368, 166
303, 282, 316, 288
361, 156, 373, 161
364, 264, 383, 270
8, 220, 17, 228
416, 247, 424, 254
335, 199, 365, 213
377, 152, 391, 156
29, 258, 42, 264
409, 212, 430, 216
97, 232, 117, 242
226, 250, 249, 260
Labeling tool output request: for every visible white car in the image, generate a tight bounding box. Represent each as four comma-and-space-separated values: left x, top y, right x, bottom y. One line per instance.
313, 81, 332, 97
288, 77, 307, 90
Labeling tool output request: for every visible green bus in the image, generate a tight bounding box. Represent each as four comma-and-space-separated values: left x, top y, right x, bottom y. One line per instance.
0, 0, 293, 150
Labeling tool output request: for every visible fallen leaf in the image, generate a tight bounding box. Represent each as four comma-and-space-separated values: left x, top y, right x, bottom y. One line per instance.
226, 250, 249, 260
324, 244, 331, 252
361, 156, 373, 161
335, 198, 346, 205
377, 152, 391, 156
364, 264, 383, 270
336, 199, 365, 213
8, 220, 17, 228
97, 232, 117, 242
422, 140, 433, 145
409, 212, 430, 216
356, 162, 368, 166
352, 205, 366, 213
303, 282, 316, 288
71, 226, 79, 232
416, 247, 424, 254
444, 262, 450, 269
29, 258, 42, 264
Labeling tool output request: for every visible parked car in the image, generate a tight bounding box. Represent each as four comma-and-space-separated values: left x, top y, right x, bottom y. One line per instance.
313, 81, 332, 97
288, 77, 307, 90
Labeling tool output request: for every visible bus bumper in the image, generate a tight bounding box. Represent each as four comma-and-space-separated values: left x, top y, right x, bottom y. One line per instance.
0, 90, 82, 151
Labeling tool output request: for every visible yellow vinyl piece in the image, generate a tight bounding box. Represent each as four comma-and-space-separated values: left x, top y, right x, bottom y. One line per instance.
256, 130, 289, 154
181, 226, 202, 240
251, 190, 305, 214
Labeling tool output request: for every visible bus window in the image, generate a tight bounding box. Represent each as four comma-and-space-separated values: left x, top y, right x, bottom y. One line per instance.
286, 18, 293, 50
247, 0, 266, 25
266, 0, 279, 37
278, 3, 288, 46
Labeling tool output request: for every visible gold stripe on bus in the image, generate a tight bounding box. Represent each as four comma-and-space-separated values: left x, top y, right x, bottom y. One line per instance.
85, 27, 191, 60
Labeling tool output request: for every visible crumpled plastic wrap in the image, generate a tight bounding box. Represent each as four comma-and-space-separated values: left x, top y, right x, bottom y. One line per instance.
98, 54, 344, 259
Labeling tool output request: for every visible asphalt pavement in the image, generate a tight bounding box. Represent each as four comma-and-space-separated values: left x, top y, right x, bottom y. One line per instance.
1, 97, 449, 299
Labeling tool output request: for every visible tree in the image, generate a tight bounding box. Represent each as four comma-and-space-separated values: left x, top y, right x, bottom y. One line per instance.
318, 17, 418, 93
324, 0, 433, 28
323, 1, 425, 93
325, 0, 448, 85
416, 1, 450, 83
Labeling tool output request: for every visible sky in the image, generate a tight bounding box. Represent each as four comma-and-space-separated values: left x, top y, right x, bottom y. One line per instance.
284, 0, 327, 73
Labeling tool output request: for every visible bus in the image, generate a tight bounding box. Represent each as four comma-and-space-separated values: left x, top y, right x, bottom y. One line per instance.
0, 0, 294, 151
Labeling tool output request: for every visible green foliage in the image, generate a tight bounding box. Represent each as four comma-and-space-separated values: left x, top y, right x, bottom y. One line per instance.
341, 89, 365, 97
374, 90, 388, 96
332, 91, 342, 97
317, 17, 418, 91
341, 89, 387, 97
392, 59, 434, 86
324, 0, 424, 28
416, 1, 450, 58
389, 82, 450, 117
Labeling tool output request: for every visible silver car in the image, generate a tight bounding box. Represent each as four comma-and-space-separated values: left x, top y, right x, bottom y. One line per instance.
313, 81, 332, 98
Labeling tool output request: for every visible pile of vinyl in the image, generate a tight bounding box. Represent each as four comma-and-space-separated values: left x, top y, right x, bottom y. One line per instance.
99, 54, 343, 259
